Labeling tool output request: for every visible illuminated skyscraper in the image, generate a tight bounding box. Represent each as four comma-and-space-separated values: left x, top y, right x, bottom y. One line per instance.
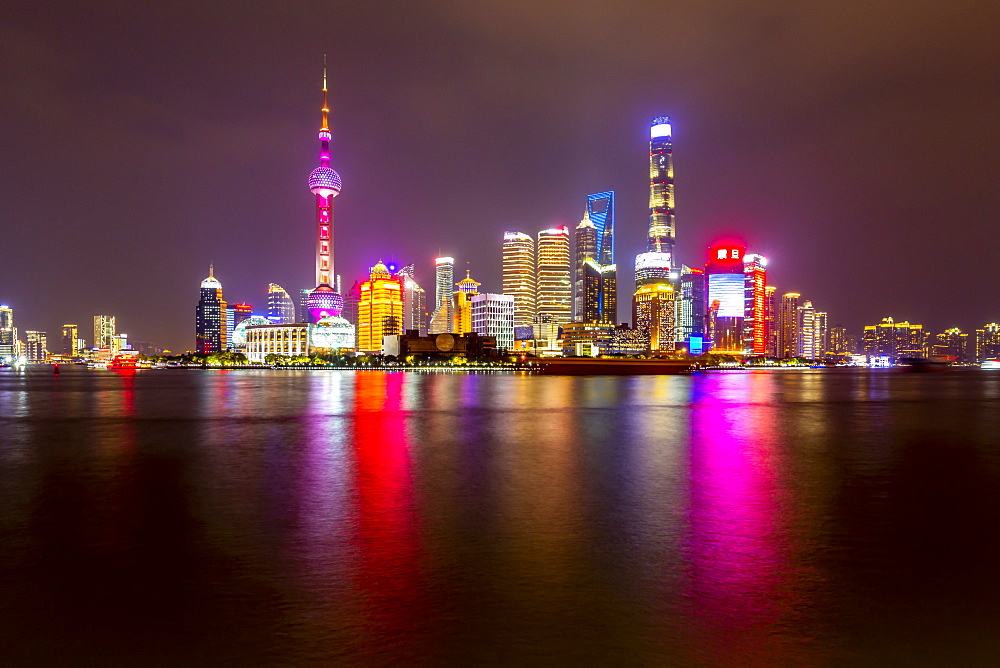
677, 266, 705, 351
61, 324, 79, 356
502, 232, 536, 327
267, 284, 296, 323
975, 323, 1000, 362
357, 261, 403, 353
472, 293, 515, 350
634, 252, 672, 288
705, 246, 745, 353
648, 117, 675, 258
862, 317, 924, 360
396, 264, 427, 335
25, 331, 47, 363
764, 286, 777, 356
797, 300, 817, 359
777, 293, 801, 359
305, 59, 345, 322
633, 283, 676, 353
0, 305, 14, 360
742, 254, 768, 355
573, 193, 616, 323
429, 256, 455, 333
94, 314, 116, 351
452, 270, 481, 334
574, 212, 596, 320
536, 227, 572, 324
195, 266, 226, 354
813, 310, 829, 359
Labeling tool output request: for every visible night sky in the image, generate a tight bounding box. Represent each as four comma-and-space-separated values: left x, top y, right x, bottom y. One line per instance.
3, 1, 999, 351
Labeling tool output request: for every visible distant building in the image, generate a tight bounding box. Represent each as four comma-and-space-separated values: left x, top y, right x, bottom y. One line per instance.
633, 283, 676, 353
94, 314, 117, 351
560, 321, 614, 356
471, 293, 515, 350
25, 331, 47, 363
574, 192, 616, 324
797, 301, 817, 359
536, 227, 572, 324
357, 261, 403, 353
397, 264, 428, 336
452, 271, 481, 334
341, 280, 362, 347
267, 284, 296, 324
634, 251, 672, 288
61, 324, 80, 357
861, 317, 924, 360
0, 305, 14, 360
776, 293, 801, 359
195, 266, 226, 354
225, 304, 253, 350
705, 245, 745, 353
647, 116, 675, 257
676, 267, 705, 351
742, 254, 768, 355
975, 323, 1000, 362
932, 328, 968, 362
429, 256, 455, 334
764, 287, 778, 356
503, 232, 536, 327
828, 325, 851, 357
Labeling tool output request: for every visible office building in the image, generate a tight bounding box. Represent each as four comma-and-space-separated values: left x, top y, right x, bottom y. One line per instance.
429, 256, 455, 334
828, 325, 852, 357
932, 328, 968, 362
705, 245, 745, 353
676, 267, 705, 352
796, 300, 817, 359
94, 314, 117, 351
25, 331, 47, 363
975, 323, 1000, 362
647, 117, 676, 259
471, 293, 515, 350
633, 283, 676, 353
574, 192, 616, 324
503, 232, 536, 327
0, 305, 14, 360
357, 260, 403, 353
861, 317, 925, 360
536, 227, 572, 324
195, 266, 226, 354
743, 254, 768, 355
305, 60, 345, 322
765, 286, 778, 356
776, 293, 801, 359
813, 310, 829, 359
61, 324, 79, 357
267, 284, 296, 323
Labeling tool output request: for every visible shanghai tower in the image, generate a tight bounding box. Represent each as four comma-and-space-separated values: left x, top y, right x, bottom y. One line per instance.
647, 117, 675, 261
305, 58, 344, 322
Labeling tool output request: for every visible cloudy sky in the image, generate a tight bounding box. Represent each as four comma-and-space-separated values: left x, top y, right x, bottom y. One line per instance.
3, 0, 998, 350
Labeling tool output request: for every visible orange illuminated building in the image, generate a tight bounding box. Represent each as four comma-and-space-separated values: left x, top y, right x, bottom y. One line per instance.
358, 260, 404, 353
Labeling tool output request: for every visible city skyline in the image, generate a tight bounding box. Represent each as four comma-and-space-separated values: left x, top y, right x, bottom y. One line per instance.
4, 2, 999, 351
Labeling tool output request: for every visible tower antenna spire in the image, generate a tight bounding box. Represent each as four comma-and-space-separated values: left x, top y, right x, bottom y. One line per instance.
321, 54, 329, 131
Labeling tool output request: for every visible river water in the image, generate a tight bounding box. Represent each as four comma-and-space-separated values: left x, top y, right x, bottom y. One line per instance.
2, 366, 1000, 665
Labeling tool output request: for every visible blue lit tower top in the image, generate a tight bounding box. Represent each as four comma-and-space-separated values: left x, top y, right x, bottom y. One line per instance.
648, 117, 675, 260
307, 57, 344, 322
587, 191, 614, 267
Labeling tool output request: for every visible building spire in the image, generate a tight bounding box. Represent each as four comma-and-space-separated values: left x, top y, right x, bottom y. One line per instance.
209, 263, 214, 278
321, 55, 329, 132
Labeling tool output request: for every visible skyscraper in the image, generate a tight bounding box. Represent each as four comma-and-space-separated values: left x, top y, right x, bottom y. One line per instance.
975, 323, 1000, 362
797, 300, 817, 358
765, 286, 778, 356
397, 264, 427, 335
94, 314, 116, 351
429, 256, 455, 333
267, 284, 296, 323
648, 117, 676, 259
634, 252, 673, 288
453, 270, 481, 334
633, 283, 676, 353
677, 267, 705, 351
743, 254, 768, 355
705, 245, 745, 353
305, 59, 345, 323
61, 324, 79, 357
574, 212, 596, 321
472, 293, 515, 350
574, 192, 616, 323
536, 227, 572, 324
0, 305, 14, 360
195, 266, 226, 354
777, 293, 801, 359
357, 260, 403, 353
25, 331, 47, 363
502, 232, 536, 327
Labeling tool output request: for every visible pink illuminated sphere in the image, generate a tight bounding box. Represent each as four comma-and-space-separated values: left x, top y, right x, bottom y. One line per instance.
308, 167, 342, 199
307, 284, 344, 322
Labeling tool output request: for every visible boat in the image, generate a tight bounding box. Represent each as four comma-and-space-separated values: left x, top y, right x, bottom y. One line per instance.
535, 357, 693, 375
981, 359, 1000, 370
108, 354, 138, 370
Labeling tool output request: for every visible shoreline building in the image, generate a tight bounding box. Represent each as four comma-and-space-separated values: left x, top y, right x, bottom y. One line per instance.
975, 323, 1000, 362
776, 293, 801, 359
743, 254, 768, 355
357, 261, 403, 353
705, 246, 746, 353
61, 324, 80, 357
305, 59, 345, 323
862, 317, 925, 361
195, 266, 226, 354
575, 192, 616, 324
765, 286, 778, 356
472, 293, 515, 350
503, 232, 536, 327
0, 305, 14, 360
429, 256, 455, 333
647, 117, 676, 261
536, 227, 572, 324
25, 331, 47, 363
94, 314, 116, 352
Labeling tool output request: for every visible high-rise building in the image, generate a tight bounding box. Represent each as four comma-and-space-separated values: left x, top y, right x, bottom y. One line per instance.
429, 256, 455, 334
0, 305, 14, 360
61, 324, 79, 357
226, 304, 253, 348
975, 323, 1000, 362
765, 286, 778, 356
452, 270, 481, 334
357, 260, 403, 353
267, 284, 296, 323
796, 301, 817, 358
861, 317, 924, 360
776, 293, 801, 358
813, 311, 829, 359
648, 117, 676, 259
676, 267, 705, 351
25, 331, 47, 363
575, 192, 617, 323
342, 280, 362, 347
932, 327, 968, 362
94, 314, 117, 351
705, 245, 745, 353
397, 264, 428, 336
503, 232, 536, 327
633, 283, 676, 353
305, 60, 345, 323
742, 254, 768, 355
195, 266, 226, 354
536, 227, 572, 324
634, 252, 672, 288
472, 293, 515, 350
298, 289, 311, 323
574, 212, 597, 321
828, 326, 851, 357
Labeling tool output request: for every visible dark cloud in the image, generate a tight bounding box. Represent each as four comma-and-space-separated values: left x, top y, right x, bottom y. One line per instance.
2, 0, 998, 350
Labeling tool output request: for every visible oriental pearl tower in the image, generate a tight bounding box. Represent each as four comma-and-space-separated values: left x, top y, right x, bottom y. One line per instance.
305, 58, 344, 322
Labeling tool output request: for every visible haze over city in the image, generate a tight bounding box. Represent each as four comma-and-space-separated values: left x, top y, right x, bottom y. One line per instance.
3, 0, 998, 351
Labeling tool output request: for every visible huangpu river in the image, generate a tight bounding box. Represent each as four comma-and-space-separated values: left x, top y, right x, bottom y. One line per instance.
3, 366, 1000, 664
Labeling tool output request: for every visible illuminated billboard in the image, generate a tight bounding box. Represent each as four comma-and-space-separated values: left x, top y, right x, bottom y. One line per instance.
708, 273, 744, 318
